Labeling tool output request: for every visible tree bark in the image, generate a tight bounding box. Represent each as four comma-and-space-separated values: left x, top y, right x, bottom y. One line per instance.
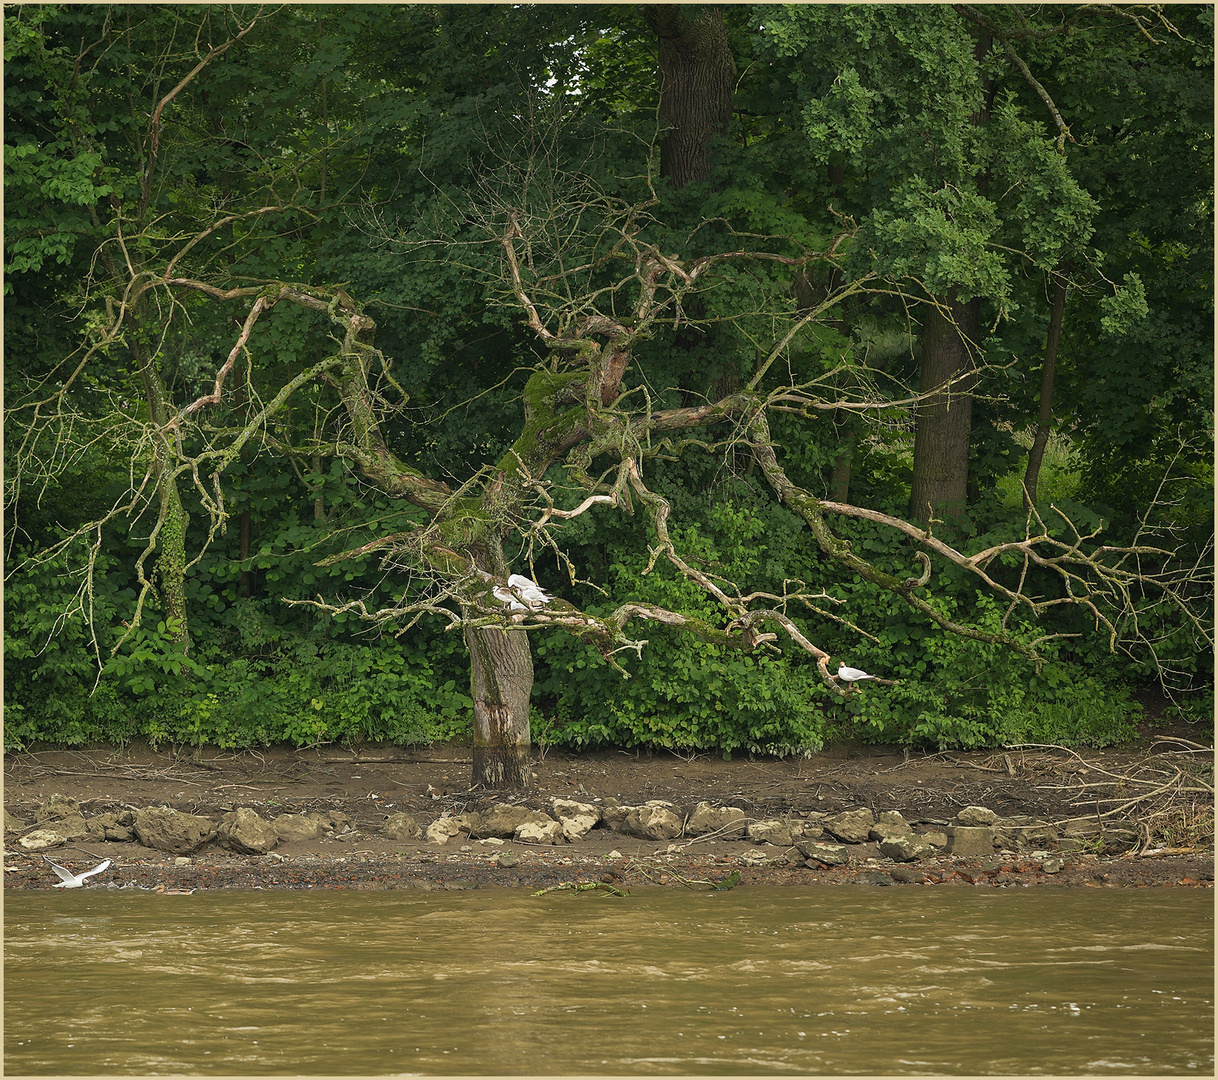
1022, 276, 1067, 508
829, 410, 856, 504
910, 295, 979, 528
464, 620, 534, 789
646, 5, 735, 189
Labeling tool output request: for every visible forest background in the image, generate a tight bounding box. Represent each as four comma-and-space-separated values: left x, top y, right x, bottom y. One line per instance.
5, 4, 1213, 783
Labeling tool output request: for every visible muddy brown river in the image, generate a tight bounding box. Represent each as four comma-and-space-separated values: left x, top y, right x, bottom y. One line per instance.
5, 886, 1212, 1075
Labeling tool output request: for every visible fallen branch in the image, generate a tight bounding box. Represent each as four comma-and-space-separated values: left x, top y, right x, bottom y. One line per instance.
533, 881, 629, 898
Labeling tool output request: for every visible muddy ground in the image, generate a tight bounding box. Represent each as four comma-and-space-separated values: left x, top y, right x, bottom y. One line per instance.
4, 707, 1212, 893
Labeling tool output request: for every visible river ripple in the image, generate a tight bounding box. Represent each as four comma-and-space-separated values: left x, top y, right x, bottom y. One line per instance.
5, 886, 1212, 1075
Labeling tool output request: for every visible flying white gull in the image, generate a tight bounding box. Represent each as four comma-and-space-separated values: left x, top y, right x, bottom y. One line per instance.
837, 664, 879, 683
43, 856, 112, 889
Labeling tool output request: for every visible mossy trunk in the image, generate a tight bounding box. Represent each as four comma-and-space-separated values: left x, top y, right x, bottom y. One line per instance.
135, 328, 190, 647
464, 620, 534, 790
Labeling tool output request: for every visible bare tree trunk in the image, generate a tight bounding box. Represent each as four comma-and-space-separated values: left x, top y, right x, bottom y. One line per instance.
464, 620, 534, 789
1023, 276, 1068, 508
828, 410, 857, 503
910, 295, 979, 528
646, 5, 735, 189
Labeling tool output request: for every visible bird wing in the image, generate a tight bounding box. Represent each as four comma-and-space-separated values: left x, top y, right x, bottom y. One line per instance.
42, 857, 77, 883
78, 860, 112, 881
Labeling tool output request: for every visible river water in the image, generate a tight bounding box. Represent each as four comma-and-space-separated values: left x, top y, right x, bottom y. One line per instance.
4, 886, 1212, 1075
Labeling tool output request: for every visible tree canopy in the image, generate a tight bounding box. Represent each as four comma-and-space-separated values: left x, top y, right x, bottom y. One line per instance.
5, 4, 1212, 784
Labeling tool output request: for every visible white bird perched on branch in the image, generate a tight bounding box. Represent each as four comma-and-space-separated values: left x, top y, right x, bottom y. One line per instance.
837, 664, 878, 683
43, 855, 112, 888
505, 573, 554, 609
492, 585, 529, 611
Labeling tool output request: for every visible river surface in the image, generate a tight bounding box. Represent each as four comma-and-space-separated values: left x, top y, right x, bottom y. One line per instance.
4, 885, 1212, 1075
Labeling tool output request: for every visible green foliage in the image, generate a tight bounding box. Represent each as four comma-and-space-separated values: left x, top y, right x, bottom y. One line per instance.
829, 592, 1141, 750
535, 502, 831, 757
4, 5, 1209, 762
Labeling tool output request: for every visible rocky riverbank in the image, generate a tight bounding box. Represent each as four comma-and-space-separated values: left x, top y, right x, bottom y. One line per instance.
4, 736, 1212, 891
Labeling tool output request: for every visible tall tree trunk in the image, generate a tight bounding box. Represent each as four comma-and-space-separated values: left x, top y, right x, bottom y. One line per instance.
464, 620, 534, 789
829, 410, 857, 503
1023, 276, 1068, 508
646, 5, 735, 189
133, 328, 191, 647
909, 23, 994, 531
910, 295, 979, 528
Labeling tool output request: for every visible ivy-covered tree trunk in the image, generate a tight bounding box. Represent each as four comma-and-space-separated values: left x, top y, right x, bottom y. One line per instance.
646, 5, 735, 189
464, 620, 534, 789
133, 330, 191, 648
910, 295, 978, 528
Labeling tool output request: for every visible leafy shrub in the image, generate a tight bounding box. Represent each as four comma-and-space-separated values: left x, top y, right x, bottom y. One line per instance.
534, 503, 832, 757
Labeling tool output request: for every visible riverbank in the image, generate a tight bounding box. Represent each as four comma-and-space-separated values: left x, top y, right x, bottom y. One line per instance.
5, 725, 1212, 892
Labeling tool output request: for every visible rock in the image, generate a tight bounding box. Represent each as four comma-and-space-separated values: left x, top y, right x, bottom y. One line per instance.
5, 808, 26, 832
86, 812, 135, 842
133, 806, 217, 854
621, 805, 684, 841
496, 852, 519, 868
175, 857, 192, 866
799, 821, 825, 840
850, 870, 894, 886
993, 822, 1059, 851
323, 811, 352, 833
919, 829, 949, 849
954, 805, 998, 827
879, 833, 935, 862
274, 814, 326, 842
40, 814, 90, 841
16, 829, 67, 852
685, 803, 747, 840
425, 816, 467, 845
217, 807, 278, 854
746, 819, 801, 847
515, 820, 563, 845
300, 810, 352, 835
869, 822, 913, 843
35, 793, 82, 822
473, 804, 555, 839
890, 867, 927, 884
1040, 856, 1064, 874
945, 826, 995, 856
599, 799, 632, 831
797, 840, 850, 867
823, 808, 875, 844
381, 812, 422, 841
876, 810, 910, 830
550, 799, 601, 842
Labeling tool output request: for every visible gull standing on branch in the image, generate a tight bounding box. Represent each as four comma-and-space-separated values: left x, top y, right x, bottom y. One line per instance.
837, 664, 879, 683
43, 856, 112, 888
506, 574, 554, 609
